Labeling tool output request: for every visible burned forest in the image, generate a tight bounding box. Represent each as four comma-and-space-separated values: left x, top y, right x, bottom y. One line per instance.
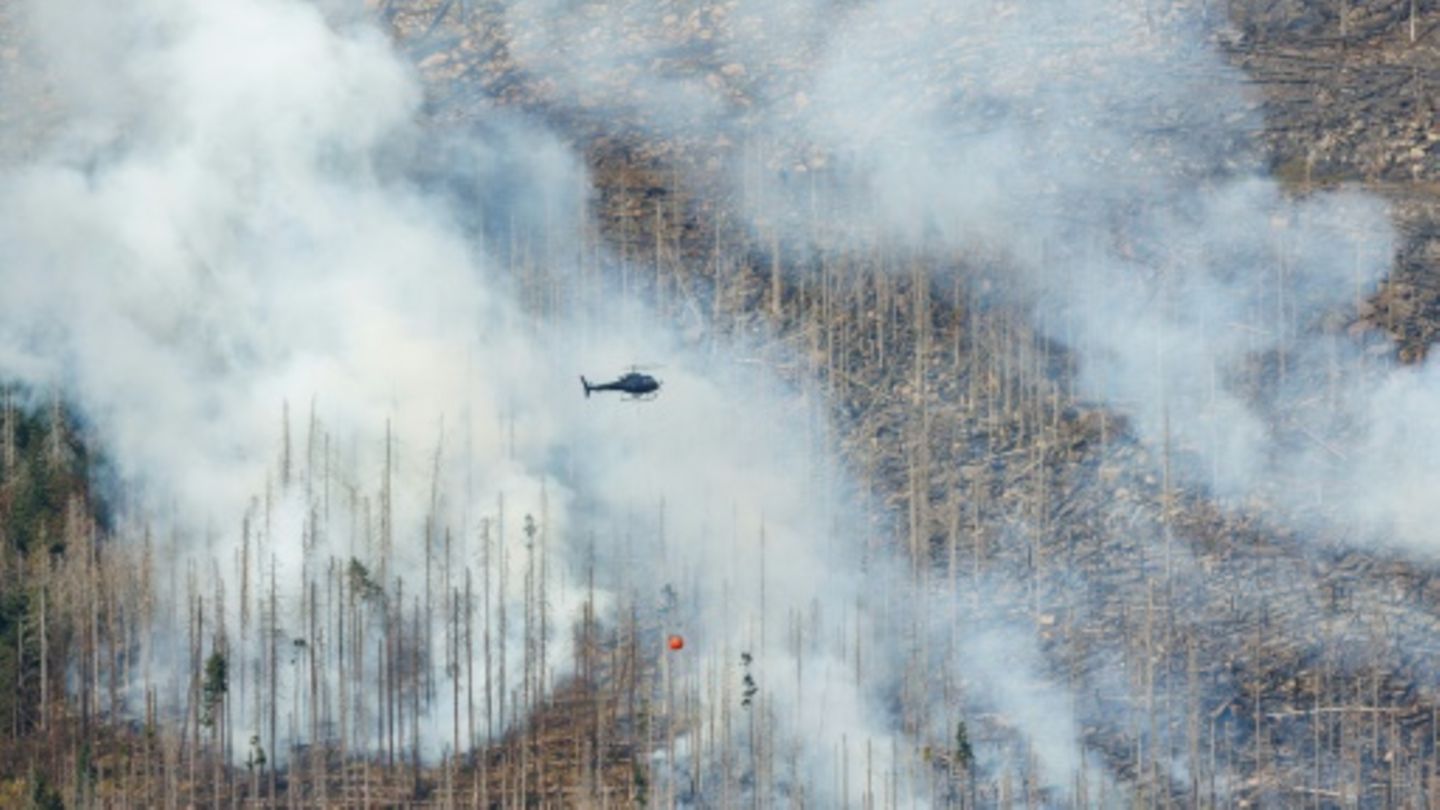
2, 0, 1439, 807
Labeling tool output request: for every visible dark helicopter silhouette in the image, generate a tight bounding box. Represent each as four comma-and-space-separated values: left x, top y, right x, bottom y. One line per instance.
581, 368, 661, 400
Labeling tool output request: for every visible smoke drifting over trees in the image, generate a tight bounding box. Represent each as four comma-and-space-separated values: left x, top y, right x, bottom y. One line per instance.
0, 0, 920, 803
492, 0, 1420, 550
2, 0, 1439, 806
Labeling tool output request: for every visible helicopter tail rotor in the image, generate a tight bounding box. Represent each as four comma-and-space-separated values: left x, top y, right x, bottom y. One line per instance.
580, 376, 592, 398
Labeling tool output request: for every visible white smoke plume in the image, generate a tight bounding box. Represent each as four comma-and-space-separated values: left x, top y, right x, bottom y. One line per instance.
0, 0, 943, 803
490, 0, 1409, 548
480, 0, 1427, 795
8, 0, 1421, 801
741, 0, 1417, 556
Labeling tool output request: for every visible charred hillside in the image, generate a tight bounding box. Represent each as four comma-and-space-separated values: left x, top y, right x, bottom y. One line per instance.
396, 0, 1440, 804
1, 0, 1439, 807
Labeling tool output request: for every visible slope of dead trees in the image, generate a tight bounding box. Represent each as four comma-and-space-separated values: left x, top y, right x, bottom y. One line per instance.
0, 390, 688, 807
562, 151, 1440, 807
1226, 0, 1440, 361
408, 0, 1440, 805
3, 0, 1440, 807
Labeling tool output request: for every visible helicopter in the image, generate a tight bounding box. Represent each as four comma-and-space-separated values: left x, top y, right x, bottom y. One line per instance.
581, 368, 662, 400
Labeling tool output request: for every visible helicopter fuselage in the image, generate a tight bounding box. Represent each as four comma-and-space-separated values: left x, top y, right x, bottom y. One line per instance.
582, 372, 661, 399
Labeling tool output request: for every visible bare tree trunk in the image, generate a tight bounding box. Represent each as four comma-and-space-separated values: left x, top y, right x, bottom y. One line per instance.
0, 387, 12, 478
337, 560, 349, 804
411, 596, 422, 796
39, 576, 48, 733
483, 519, 494, 746
453, 582, 461, 765
498, 496, 508, 736
282, 400, 292, 490
466, 566, 475, 761
269, 555, 278, 805
309, 578, 321, 803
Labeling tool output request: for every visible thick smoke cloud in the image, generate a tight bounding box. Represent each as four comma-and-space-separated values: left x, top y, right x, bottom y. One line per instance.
494, 0, 1414, 549
0, 0, 937, 802
3, 0, 563, 760
482, 0, 1425, 793
754, 1, 1409, 553
6, 0, 1422, 801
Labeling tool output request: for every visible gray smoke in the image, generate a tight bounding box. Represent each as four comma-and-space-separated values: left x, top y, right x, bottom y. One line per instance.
0, 0, 932, 802
481, 0, 1421, 795
492, 0, 1404, 545
6, 0, 1422, 801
